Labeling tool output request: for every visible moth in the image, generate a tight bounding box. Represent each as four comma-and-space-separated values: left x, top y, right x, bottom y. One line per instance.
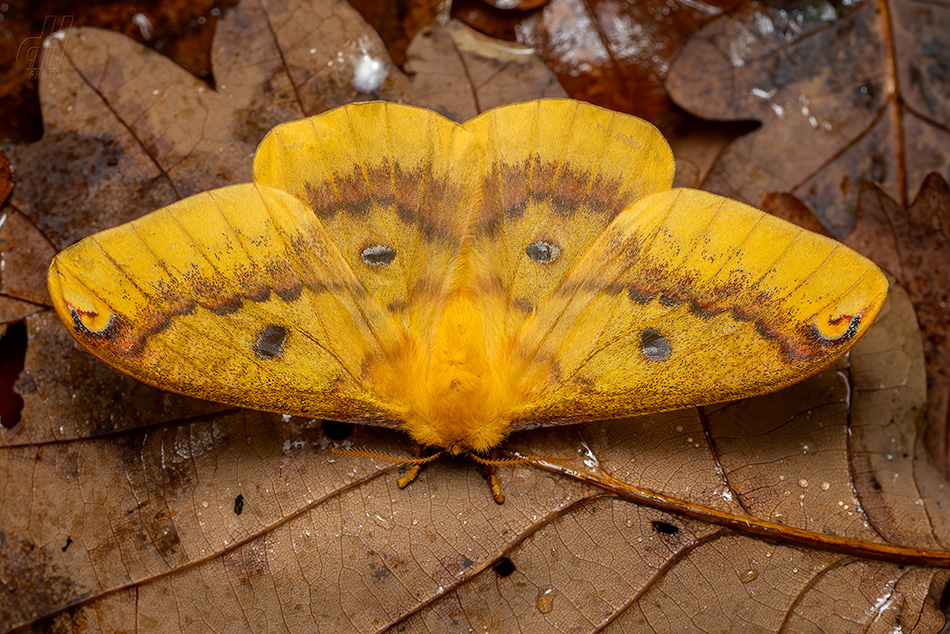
48, 100, 887, 501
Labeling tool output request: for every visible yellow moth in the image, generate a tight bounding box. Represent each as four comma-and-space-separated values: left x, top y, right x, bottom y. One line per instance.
48, 100, 887, 496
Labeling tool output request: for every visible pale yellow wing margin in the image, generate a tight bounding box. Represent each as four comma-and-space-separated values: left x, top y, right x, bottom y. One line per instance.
509, 188, 889, 427
463, 99, 675, 334
254, 101, 481, 341
47, 183, 407, 426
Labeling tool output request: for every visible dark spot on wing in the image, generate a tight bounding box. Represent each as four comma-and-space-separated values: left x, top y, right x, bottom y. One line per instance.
362, 244, 396, 267
641, 328, 670, 362
254, 325, 287, 360
526, 240, 560, 264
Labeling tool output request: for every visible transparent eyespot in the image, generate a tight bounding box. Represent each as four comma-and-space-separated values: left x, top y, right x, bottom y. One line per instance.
525, 240, 560, 264
361, 244, 396, 266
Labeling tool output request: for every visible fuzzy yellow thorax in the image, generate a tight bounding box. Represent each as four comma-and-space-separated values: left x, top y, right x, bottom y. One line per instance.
397, 293, 516, 455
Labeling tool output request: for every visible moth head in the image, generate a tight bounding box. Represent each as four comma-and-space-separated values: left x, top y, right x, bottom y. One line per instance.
400, 393, 514, 456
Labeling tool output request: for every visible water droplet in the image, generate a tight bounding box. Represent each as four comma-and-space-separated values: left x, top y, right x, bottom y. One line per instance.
820, 482, 830, 491
741, 569, 759, 583
537, 587, 555, 613
675, 425, 684, 433
798, 479, 808, 488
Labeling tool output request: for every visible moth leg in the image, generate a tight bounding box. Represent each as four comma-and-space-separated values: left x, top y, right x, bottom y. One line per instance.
396, 443, 427, 489
482, 459, 506, 505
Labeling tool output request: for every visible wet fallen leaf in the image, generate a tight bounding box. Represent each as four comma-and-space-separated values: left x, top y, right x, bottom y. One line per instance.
347, 0, 450, 68
667, 0, 949, 238
1, 0, 948, 632
483, 0, 549, 10
846, 174, 950, 481
454, 0, 743, 125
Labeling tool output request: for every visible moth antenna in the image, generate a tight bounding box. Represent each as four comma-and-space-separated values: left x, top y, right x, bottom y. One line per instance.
468, 453, 535, 467
504, 449, 578, 465
329, 445, 443, 466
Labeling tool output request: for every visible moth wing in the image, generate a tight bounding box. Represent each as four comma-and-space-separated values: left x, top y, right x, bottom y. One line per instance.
510, 188, 888, 427
49, 102, 481, 425
463, 99, 675, 333
254, 101, 481, 338
48, 183, 406, 425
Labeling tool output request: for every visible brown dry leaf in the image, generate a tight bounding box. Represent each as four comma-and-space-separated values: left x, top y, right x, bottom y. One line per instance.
760, 192, 831, 237
404, 20, 565, 120
667, 0, 949, 238
454, 0, 744, 125
6, 2, 563, 253
0, 2, 247, 145
846, 174, 950, 481
1, 1, 950, 632
0, 210, 55, 311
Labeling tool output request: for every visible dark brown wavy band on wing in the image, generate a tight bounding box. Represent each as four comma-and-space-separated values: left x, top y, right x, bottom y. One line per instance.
623, 275, 867, 365
477, 159, 636, 233
66, 247, 370, 361
301, 161, 469, 242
